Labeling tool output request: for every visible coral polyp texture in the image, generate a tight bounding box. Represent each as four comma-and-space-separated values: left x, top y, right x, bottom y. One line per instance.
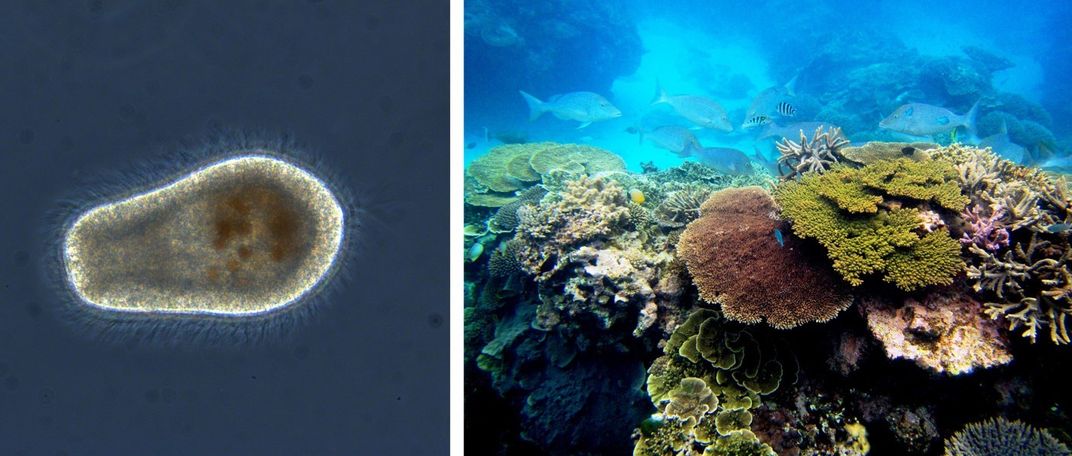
773, 158, 967, 290
944, 417, 1070, 456
861, 285, 1012, 375
63, 155, 345, 316
677, 187, 853, 329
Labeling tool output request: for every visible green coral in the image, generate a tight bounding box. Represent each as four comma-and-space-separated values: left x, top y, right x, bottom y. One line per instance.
635, 310, 789, 456
774, 159, 966, 290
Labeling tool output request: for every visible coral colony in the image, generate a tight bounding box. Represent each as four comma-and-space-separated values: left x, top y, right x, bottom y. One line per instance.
465, 137, 1072, 454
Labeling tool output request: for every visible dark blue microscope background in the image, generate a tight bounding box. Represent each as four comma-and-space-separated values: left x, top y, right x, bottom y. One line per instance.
0, 1, 447, 455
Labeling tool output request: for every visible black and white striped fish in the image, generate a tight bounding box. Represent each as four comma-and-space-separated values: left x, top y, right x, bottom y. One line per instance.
776, 101, 796, 117
742, 115, 773, 129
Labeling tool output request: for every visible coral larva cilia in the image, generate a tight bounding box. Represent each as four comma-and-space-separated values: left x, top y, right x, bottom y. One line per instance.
62, 155, 345, 317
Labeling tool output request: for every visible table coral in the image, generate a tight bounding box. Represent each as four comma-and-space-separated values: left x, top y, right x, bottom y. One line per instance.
677, 187, 853, 329
860, 285, 1013, 375
773, 159, 966, 290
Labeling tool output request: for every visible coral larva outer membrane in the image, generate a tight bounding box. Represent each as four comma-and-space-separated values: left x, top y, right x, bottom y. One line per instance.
45, 135, 361, 348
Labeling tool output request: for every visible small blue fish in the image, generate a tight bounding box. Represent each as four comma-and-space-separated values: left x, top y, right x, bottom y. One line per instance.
773, 228, 785, 247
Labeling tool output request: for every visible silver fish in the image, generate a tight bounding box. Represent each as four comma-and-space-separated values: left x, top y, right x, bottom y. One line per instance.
640, 125, 702, 157
652, 84, 733, 132
879, 102, 978, 136
520, 90, 622, 128
691, 146, 754, 175
978, 122, 1027, 164
744, 76, 797, 126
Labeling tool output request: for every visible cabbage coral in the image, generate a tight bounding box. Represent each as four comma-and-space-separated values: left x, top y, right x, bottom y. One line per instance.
773, 159, 966, 290
677, 187, 852, 328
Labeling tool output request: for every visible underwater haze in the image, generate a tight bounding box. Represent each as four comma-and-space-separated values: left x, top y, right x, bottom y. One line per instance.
464, 0, 1072, 455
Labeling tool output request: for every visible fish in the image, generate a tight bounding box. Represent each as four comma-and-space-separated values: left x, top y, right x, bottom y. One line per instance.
1044, 223, 1072, 234
757, 121, 836, 140
879, 101, 978, 136
520, 90, 622, 129
752, 146, 779, 175
744, 76, 797, 125
638, 125, 702, 157
978, 122, 1028, 164
776, 101, 797, 117
688, 145, 754, 175
742, 115, 773, 129
773, 228, 785, 247
468, 241, 485, 262
466, 142, 476, 150
651, 83, 733, 132
1039, 154, 1072, 172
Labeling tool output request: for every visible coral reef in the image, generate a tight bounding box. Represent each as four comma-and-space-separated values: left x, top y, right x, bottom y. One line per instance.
839, 142, 936, 166
677, 187, 853, 329
635, 309, 793, 455
776, 126, 850, 180
514, 176, 631, 279
944, 418, 1071, 456
653, 187, 712, 228
773, 159, 967, 290
930, 144, 1072, 344
528, 143, 626, 176
467, 143, 555, 193
959, 205, 1009, 251
860, 285, 1013, 375
487, 186, 547, 233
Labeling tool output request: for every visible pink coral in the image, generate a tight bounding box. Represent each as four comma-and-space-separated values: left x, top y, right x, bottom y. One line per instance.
860, 285, 1012, 375
959, 204, 1010, 251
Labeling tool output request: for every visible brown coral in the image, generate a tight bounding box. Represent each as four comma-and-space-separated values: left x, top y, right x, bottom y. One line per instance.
677, 187, 853, 329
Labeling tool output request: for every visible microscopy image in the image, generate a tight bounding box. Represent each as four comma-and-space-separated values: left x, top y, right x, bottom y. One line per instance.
0, 1, 447, 455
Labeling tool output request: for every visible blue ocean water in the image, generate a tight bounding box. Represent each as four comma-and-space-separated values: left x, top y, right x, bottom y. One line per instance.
465, 2, 1072, 455
465, 0, 1072, 172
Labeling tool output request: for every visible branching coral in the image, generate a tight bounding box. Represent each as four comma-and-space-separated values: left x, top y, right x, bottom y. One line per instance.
773, 159, 966, 290
944, 418, 1070, 456
931, 144, 1072, 344
776, 125, 850, 180
677, 187, 853, 328
959, 205, 1009, 251
968, 233, 1072, 344
860, 285, 1012, 375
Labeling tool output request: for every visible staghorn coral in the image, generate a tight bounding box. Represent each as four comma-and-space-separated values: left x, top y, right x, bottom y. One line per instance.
959, 205, 1009, 251
677, 187, 853, 329
654, 187, 712, 228
860, 285, 1012, 375
776, 125, 850, 180
968, 233, 1072, 344
944, 418, 1070, 456
774, 160, 966, 290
